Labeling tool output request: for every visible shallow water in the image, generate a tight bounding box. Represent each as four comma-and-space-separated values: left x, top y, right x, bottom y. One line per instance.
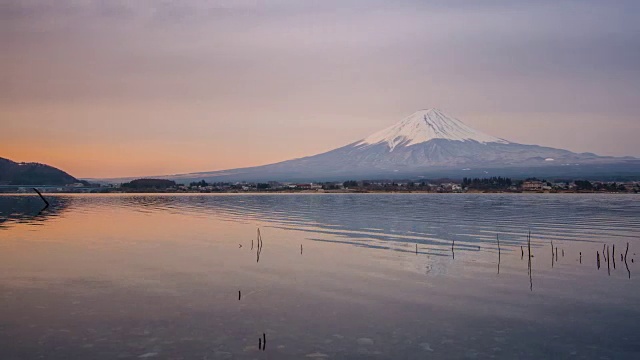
0, 193, 639, 359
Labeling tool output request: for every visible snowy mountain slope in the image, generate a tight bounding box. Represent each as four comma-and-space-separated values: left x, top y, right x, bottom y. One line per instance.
102, 109, 639, 182
356, 109, 508, 150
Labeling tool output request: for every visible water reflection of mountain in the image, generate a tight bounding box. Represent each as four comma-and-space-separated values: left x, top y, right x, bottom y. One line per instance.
0, 195, 70, 229
103, 194, 640, 256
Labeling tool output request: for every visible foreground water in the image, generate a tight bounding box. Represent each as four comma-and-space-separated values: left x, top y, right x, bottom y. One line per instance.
0, 194, 638, 359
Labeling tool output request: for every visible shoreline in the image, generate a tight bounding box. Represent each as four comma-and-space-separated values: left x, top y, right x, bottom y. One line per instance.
0, 190, 636, 196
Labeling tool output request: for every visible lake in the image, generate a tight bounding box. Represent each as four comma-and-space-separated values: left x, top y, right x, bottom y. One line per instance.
0, 193, 639, 359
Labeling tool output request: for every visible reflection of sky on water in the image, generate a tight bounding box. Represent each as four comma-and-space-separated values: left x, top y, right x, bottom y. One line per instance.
0, 194, 638, 359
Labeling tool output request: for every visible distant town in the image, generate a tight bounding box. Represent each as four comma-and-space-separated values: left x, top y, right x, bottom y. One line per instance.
2, 177, 639, 194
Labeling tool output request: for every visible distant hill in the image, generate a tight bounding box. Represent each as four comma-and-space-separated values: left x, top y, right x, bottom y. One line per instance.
0, 157, 79, 185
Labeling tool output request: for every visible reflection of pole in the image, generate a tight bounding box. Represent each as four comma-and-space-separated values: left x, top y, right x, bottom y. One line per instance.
497, 234, 501, 274
527, 230, 532, 291
33, 188, 50, 208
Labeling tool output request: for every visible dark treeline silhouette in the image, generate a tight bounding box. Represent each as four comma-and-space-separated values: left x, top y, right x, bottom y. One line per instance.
462, 177, 513, 190
189, 180, 209, 187
121, 179, 176, 191
574, 180, 593, 191
343, 180, 359, 188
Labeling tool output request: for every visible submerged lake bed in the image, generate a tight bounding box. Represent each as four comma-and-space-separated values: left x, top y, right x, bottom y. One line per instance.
0, 194, 639, 359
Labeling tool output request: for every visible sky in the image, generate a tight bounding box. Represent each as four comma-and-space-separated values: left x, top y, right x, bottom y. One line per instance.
2, 0, 639, 178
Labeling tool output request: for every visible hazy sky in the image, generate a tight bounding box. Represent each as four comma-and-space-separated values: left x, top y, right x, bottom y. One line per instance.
2, 0, 639, 178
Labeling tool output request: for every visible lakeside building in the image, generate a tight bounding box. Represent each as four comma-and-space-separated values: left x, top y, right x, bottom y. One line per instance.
522, 181, 544, 191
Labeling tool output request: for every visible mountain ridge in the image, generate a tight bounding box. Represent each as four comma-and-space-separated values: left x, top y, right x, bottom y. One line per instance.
0, 157, 80, 185
95, 109, 640, 183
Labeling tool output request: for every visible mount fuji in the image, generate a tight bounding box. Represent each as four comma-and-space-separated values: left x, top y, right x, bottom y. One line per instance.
163, 109, 640, 182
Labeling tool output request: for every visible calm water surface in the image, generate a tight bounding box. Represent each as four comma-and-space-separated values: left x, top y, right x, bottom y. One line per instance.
0, 194, 639, 359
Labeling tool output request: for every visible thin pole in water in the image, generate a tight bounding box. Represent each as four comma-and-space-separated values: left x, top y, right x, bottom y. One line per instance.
612, 244, 616, 269
625, 242, 629, 261
33, 188, 50, 208
452, 240, 455, 259
624, 242, 631, 279
607, 245, 611, 276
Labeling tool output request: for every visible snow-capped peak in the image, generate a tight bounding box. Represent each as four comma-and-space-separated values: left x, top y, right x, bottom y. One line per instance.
356, 108, 509, 150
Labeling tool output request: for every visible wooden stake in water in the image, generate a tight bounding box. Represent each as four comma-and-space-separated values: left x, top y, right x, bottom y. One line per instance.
256, 228, 263, 263
452, 240, 455, 260
611, 244, 616, 269
607, 245, 611, 276
624, 242, 631, 279
625, 242, 629, 261
32, 188, 50, 208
